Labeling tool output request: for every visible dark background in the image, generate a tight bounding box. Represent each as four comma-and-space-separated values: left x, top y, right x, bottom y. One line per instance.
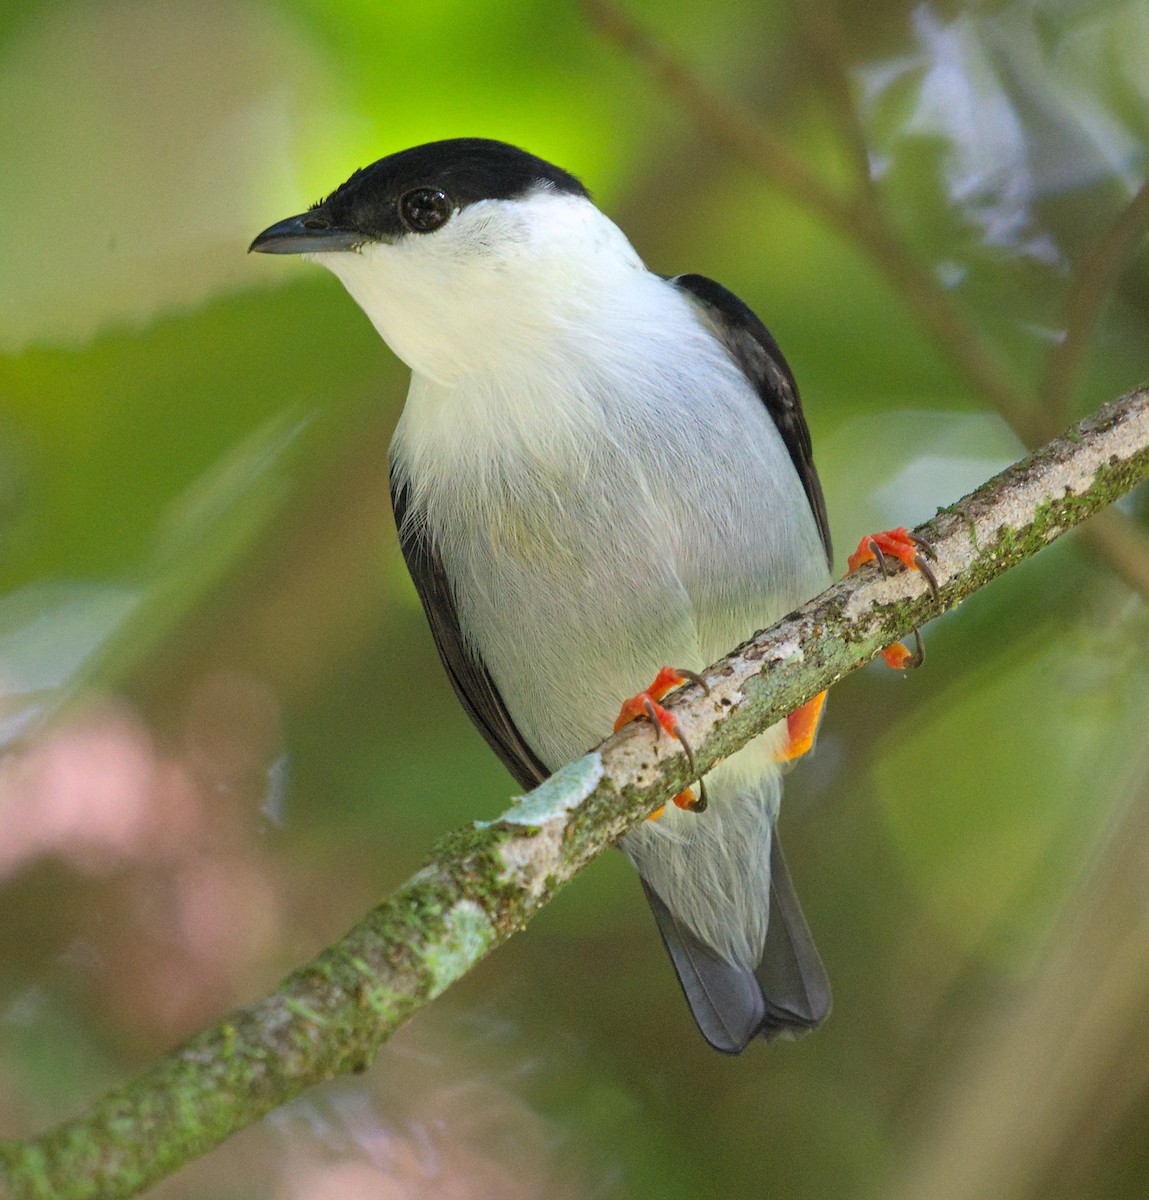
2, 1, 1149, 1197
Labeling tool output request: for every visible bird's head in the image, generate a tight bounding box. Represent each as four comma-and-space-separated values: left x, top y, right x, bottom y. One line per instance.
251, 138, 643, 384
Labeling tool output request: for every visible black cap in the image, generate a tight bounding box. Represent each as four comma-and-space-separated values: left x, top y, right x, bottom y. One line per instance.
251, 138, 588, 253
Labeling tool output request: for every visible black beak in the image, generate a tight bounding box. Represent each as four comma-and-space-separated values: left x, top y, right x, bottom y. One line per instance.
248, 214, 364, 255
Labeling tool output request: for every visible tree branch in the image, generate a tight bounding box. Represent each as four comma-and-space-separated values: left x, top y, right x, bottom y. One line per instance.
1, 389, 1148, 1199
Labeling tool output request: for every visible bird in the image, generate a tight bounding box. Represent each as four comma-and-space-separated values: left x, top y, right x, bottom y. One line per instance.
251, 137, 838, 1053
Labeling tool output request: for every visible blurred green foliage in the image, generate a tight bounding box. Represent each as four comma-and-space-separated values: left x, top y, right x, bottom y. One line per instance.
1, 1, 1148, 1197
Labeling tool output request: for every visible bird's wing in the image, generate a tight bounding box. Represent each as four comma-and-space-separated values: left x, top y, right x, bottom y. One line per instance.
670, 273, 832, 568
390, 469, 551, 791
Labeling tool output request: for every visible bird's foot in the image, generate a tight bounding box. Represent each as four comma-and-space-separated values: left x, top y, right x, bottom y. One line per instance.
614, 667, 710, 818
775, 690, 828, 762
847, 526, 938, 589
847, 527, 938, 670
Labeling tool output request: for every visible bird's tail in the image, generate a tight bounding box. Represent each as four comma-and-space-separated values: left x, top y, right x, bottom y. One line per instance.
621, 782, 830, 1053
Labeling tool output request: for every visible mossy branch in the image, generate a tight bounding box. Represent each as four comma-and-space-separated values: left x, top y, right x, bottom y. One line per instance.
1, 389, 1148, 1200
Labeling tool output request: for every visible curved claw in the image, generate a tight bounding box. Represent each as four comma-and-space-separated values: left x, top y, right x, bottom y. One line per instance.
882, 627, 926, 670
672, 667, 712, 697
672, 721, 699, 781
675, 776, 709, 813
642, 696, 666, 738
906, 626, 926, 668
869, 538, 939, 602
869, 539, 891, 577
913, 553, 940, 601
910, 531, 938, 561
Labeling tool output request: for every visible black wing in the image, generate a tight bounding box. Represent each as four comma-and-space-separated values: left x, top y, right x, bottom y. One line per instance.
390, 468, 550, 791
670, 274, 832, 568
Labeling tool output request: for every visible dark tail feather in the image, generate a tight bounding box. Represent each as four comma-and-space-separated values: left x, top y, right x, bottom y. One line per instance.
758, 835, 832, 1038
641, 880, 766, 1053
641, 834, 831, 1054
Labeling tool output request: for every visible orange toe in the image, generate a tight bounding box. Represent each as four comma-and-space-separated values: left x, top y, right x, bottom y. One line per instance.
882, 643, 914, 670
849, 526, 918, 571
776, 690, 828, 762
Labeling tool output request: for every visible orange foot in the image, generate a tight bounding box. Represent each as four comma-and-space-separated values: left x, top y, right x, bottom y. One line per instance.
776, 689, 828, 762
615, 667, 709, 819
848, 527, 938, 670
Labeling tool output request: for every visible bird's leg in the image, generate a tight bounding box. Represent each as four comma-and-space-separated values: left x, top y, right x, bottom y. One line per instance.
614, 667, 710, 818
847, 527, 938, 669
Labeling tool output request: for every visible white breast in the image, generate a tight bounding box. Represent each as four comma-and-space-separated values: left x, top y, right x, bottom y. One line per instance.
390, 271, 829, 771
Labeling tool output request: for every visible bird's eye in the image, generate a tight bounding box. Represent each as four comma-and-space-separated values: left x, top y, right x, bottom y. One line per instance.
399, 188, 453, 233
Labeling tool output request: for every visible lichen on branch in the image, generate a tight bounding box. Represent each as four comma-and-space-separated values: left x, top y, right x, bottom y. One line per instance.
1, 388, 1147, 1200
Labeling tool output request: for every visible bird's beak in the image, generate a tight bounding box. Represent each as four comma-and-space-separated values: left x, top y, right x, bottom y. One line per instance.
248, 214, 364, 255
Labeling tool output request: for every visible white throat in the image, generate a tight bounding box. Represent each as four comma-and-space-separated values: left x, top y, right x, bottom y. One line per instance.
316, 190, 651, 386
